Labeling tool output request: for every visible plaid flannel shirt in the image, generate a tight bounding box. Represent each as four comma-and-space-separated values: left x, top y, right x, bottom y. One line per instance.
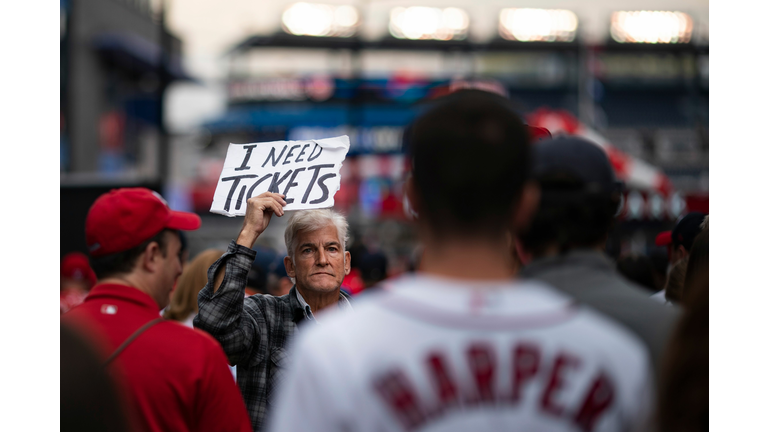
194, 241, 351, 432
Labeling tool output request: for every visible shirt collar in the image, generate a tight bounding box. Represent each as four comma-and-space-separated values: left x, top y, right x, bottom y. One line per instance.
84, 283, 161, 313
295, 288, 313, 321
295, 286, 352, 321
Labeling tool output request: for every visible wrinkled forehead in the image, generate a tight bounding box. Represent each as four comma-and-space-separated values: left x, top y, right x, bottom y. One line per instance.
293, 224, 341, 248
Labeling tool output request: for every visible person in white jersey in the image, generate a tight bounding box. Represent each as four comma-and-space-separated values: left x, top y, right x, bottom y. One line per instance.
266, 90, 654, 432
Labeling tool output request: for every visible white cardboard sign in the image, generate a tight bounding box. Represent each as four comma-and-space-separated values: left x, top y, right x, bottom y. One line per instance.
210, 136, 350, 217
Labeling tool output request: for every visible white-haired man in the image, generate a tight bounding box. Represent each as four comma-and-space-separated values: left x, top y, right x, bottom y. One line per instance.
195, 192, 352, 432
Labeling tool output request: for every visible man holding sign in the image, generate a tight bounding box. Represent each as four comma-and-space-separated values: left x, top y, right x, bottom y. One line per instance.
195, 136, 353, 431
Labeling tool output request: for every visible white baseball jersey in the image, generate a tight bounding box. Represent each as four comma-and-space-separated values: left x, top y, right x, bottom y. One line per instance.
266, 274, 654, 432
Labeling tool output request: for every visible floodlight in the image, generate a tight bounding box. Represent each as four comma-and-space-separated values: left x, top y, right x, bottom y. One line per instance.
282, 3, 359, 37
499, 8, 578, 42
611, 11, 693, 44
389, 6, 470, 40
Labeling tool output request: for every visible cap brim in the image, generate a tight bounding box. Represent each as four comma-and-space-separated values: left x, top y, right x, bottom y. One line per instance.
527, 126, 552, 142
166, 211, 202, 231
655, 231, 672, 247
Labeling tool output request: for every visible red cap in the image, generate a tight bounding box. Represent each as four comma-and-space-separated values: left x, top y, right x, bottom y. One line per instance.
655, 231, 672, 247
85, 188, 201, 257
528, 126, 552, 143
60, 252, 97, 287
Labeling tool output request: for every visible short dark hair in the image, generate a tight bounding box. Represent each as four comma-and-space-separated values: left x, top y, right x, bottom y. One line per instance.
518, 172, 621, 256
89, 229, 176, 280
407, 90, 530, 236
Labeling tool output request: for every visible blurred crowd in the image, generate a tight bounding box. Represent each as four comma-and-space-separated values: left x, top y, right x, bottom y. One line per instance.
61, 90, 708, 432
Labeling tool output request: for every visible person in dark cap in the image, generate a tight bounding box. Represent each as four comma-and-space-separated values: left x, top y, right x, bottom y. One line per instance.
245, 246, 277, 296
651, 211, 707, 302
655, 212, 707, 265
517, 136, 681, 385
357, 250, 389, 290
266, 259, 293, 297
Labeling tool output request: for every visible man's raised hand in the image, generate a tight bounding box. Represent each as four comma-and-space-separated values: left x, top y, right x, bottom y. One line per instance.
236, 192, 288, 248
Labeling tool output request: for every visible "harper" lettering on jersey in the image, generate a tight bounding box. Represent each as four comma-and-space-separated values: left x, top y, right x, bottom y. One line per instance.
372, 340, 615, 432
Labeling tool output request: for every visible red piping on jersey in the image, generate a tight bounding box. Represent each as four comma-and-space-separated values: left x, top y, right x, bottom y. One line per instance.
376, 290, 579, 331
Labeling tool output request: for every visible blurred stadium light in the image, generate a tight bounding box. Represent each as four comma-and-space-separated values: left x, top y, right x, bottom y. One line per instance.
282, 3, 359, 37
498, 9, 578, 42
611, 11, 693, 44
388, 7, 469, 40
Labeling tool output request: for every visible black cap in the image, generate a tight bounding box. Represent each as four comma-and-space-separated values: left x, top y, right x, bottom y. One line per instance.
359, 251, 388, 283
671, 212, 707, 251
270, 258, 289, 279
532, 136, 623, 196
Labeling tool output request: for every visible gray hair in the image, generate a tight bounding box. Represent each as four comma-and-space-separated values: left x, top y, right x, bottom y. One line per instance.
284, 209, 349, 261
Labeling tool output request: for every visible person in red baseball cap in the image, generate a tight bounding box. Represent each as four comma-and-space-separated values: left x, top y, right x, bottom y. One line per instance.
654, 212, 707, 268
83, 187, 203, 309
60, 252, 98, 314
62, 187, 252, 432
651, 212, 707, 303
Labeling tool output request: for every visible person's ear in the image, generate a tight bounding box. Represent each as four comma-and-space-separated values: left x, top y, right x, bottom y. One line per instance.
284, 256, 296, 279
403, 174, 420, 219
141, 241, 162, 273
344, 251, 351, 275
511, 181, 540, 233
515, 238, 533, 266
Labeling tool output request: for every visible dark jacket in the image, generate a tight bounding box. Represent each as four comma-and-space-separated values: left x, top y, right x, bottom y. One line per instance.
520, 249, 681, 382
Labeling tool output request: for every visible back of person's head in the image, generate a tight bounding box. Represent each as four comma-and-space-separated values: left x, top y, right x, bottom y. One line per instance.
518, 136, 623, 256
85, 188, 201, 280
61, 323, 131, 432
406, 89, 530, 238
163, 249, 223, 321
683, 228, 708, 307
664, 255, 689, 304
616, 253, 658, 293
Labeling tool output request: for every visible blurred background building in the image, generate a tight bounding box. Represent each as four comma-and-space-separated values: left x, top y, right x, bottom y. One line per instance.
61, 0, 709, 278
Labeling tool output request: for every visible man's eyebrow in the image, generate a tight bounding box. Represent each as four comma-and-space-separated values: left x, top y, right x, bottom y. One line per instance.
324, 241, 341, 247
298, 242, 316, 250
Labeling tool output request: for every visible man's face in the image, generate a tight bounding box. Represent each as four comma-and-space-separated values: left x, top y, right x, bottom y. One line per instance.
286, 224, 350, 296
155, 232, 183, 310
